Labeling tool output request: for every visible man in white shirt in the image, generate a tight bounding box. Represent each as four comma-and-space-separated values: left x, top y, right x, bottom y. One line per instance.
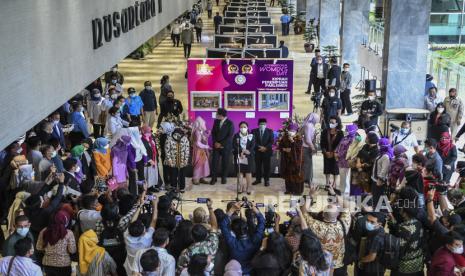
0, 237, 42, 276
147, 228, 175, 276
390, 121, 419, 163
124, 197, 158, 275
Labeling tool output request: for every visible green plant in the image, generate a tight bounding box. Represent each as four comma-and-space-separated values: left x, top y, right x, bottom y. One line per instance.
322, 45, 340, 59
303, 20, 317, 43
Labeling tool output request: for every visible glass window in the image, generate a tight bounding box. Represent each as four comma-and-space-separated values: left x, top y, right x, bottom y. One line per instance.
432, 0, 463, 13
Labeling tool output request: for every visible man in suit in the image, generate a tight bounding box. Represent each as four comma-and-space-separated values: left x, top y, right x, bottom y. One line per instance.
327, 57, 341, 94
49, 112, 66, 149
63, 158, 81, 192
308, 55, 329, 97
211, 108, 234, 185
157, 91, 183, 128
252, 118, 274, 186
213, 12, 223, 34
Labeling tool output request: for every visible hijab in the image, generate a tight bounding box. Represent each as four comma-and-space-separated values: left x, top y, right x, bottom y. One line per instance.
94, 137, 109, 154
128, 127, 147, 162
438, 132, 454, 157
192, 117, 207, 138
346, 129, 366, 160
71, 145, 85, 158
43, 210, 69, 246
378, 137, 394, 159
79, 230, 105, 274
394, 144, 407, 157
304, 112, 319, 126
346, 124, 358, 138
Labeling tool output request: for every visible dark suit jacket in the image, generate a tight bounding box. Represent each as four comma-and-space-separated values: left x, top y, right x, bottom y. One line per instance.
327, 65, 341, 89
64, 171, 81, 192
232, 133, 256, 168
51, 123, 65, 148
252, 128, 274, 157
214, 15, 223, 25
212, 118, 234, 149
310, 63, 329, 82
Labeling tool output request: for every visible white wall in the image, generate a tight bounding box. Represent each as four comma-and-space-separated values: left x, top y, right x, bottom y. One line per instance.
0, 0, 194, 150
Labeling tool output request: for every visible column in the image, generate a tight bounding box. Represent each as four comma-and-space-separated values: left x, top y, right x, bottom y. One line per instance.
306, 0, 319, 22
382, 0, 432, 109
297, 0, 306, 15
319, 0, 341, 49
340, 0, 369, 84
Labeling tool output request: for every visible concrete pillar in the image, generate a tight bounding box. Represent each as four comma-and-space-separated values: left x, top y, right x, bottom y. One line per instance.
319, 0, 341, 49
297, 0, 306, 15
306, 0, 319, 22
341, 0, 370, 84
382, 0, 432, 109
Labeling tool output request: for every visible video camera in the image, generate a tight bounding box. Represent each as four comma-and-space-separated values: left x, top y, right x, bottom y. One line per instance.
311, 91, 322, 110
390, 123, 400, 132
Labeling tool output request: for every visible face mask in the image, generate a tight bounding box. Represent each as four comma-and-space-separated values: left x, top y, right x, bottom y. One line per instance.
145, 86, 152, 90
288, 131, 296, 137
329, 123, 337, 129
205, 262, 214, 273
438, 108, 444, 113
329, 92, 335, 97
112, 68, 117, 72
400, 128, 409, 135
104, 145, 110, 149
94, 93, 101, 98
16, 227, 29, 237
451, 245, 464, 254
111, 94, 117, 99
368, 96, 375, 101
51, 151, 57, 158
450, 95, 456, 99
111, 79, 117, 84
240, 127, 248, 134
259, 124, 266, 131
317, 60, 322, 64
355, 135, 362, 142
344, 68, 349, 72
16, 148, 23, 154
129, 93, 136, 98
75, 166, 81, 173
412, 163, 418, 170
366, 221, 376, 231
53, 120, 60, 125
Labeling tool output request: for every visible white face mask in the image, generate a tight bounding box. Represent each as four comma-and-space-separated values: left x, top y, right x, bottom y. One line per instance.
104, 145, 110, 149
112, 68, 117, 72
451, 245, 464, 254
94, 93, 101, 98
438, 107, 445, 113
288, 131, 296, 137
75, 166, 81, 173
344, 68, 349, 72
205, 262, 214, 273
329, 92, 335, 97
145, 86, 152, 90
16, 148, 23, 154
111, 94, 117, 100
53, 120, 60, 125
240, 127, 248, 134
368, 96, 376, 101
329, 123, 337, 129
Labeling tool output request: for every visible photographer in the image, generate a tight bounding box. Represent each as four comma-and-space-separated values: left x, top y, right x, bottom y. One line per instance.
390, 121, 420, 163
220, 201, 265, 274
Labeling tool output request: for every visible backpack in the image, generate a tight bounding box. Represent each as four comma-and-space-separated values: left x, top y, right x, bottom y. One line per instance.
380, 233, 400, 270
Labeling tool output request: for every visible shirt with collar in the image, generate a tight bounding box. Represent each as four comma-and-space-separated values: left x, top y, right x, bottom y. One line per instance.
154, 247, 176, 276
317, 64, 324, 79
0, 256, 42, 276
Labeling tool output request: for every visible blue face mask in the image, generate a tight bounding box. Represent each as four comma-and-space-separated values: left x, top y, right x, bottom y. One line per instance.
366, 221, 376, 231
400, 128, 409, 135
259, 124, 266, 131
130, 93, 136, 98
16, 227, 29, 237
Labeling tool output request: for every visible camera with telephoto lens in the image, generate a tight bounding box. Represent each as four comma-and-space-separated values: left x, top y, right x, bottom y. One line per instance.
241, 196, 254, 209
265, 204, 277, 230
311, 91, 322, 109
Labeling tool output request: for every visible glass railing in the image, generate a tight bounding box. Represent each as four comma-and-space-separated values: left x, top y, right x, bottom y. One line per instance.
367, 21, 384, 56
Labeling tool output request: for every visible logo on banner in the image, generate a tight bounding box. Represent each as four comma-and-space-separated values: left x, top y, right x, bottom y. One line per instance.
227, 64, 239, 74
196, 64, 214, 75
235, 75, 246, 85
242, 64, 253, 74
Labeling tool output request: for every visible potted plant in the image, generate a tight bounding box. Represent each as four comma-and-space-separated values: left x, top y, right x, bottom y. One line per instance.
303, 18, 318, 52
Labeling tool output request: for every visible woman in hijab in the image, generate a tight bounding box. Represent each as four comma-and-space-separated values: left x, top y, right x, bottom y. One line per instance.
428, 102, 451, 141
191, 117, 211, 185
372, 137, 393, 207
320, 116, 344, 189
70, 145, 85, 184
111, 135, 132, 187
93, 137, 112, 179
388, 145, 409, 194
301, 113, 319, 186
335, 124, 358, 195
352, 131, 378, 194
141, 126, 159, 189
36, 210, 77, 276
280, 123, 305, 195
79, 229, 117, 276
437, 131, 457, 182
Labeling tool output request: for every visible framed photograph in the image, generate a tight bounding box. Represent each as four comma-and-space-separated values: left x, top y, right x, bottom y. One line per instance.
190, 91, 222, 111
258, 91, 290, 111
225, 91, 256, 111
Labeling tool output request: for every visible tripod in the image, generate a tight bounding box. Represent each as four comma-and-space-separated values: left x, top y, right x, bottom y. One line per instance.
221, 137, 243, 204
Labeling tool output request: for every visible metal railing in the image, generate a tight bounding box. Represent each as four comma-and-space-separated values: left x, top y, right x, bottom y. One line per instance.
367, 21, 384, 56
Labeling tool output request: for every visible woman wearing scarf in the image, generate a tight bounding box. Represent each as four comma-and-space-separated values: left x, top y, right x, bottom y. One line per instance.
141, 126, 159, 189
353, 132, 379, 194
347, 129, 366, 195
111, 135, 132, 187
88, 88, 106, 138
301, 113, 319, 186
93, 137, 112, 179
437, 131, 457, 182
388, 145, 409, 194
335, 124, 358, 195
280, 123, 305, 195
78, 229, 117, 276
428, 103, 451, 141
36, 210, 77, 276
191, 116, 211, 185
70, 145, 85, 184
127, 127, 148, 181
320, 116, 344, 189
371, 137, 393, 207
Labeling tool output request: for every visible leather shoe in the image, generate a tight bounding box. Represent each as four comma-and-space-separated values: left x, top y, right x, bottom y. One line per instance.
210, 179, 217, 185
252, 181, 261, 185
221, 178, 227, 184
264, 182, 270, 187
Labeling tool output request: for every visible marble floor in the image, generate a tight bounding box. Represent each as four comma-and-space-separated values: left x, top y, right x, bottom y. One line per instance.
116, 1, 364, 217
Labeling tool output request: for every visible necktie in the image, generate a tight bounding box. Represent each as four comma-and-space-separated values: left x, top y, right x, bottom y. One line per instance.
260, 129, 263, 139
